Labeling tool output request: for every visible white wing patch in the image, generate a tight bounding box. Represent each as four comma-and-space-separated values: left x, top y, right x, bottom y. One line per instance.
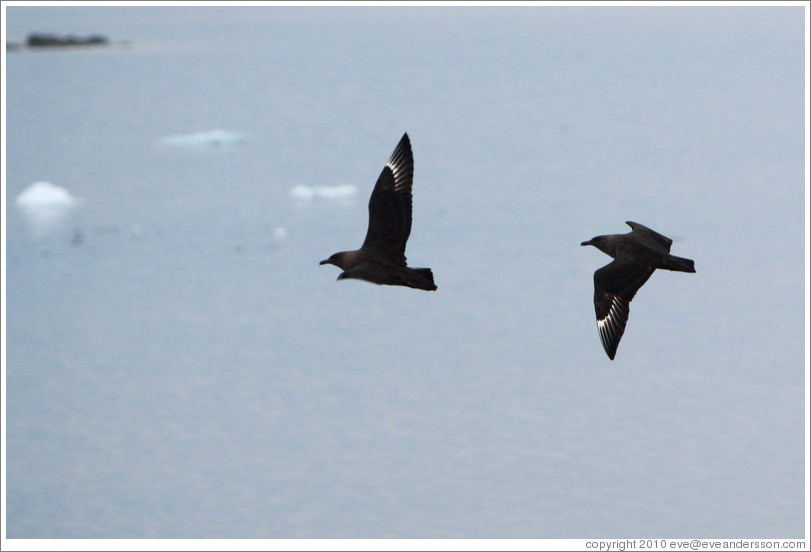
387, 159, 408, 192
597, 294, 628, 354
386, 136, 412, 193
597, 295, 623, 329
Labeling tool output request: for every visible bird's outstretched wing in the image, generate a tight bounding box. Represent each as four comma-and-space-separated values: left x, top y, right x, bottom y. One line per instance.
361, 133, 413, 266
626, 221, 672, 252
593, 259, 655, 360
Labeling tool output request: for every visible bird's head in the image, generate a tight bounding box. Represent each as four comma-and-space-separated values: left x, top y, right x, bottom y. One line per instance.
580, 236, 600, 248
581, 235, 615, 257
319, 251, 350, 270
319, 254, 339, 268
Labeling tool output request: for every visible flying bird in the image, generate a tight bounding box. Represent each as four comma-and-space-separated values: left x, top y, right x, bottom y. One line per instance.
581, 221, 695, 360
320, 133, 437, 291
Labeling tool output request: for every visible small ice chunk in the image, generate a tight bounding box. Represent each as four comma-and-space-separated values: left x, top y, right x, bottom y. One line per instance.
16, 181, 78, 209
161, 130, 246, 148
289, 184, 357, 201
16, 181, 79, 238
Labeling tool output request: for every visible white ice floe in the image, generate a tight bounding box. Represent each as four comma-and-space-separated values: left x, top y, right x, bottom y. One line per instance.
16, 181, 80, 237
289, 184, 357, 201
16, 181, 78, 209
161, 130, 246, 148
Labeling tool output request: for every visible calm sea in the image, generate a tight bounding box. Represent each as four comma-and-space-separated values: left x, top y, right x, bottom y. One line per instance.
4, 6, 807, 539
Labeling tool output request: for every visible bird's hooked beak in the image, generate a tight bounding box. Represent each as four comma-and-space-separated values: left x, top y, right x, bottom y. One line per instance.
580, 240, 592, 247
319, 259, 330, 265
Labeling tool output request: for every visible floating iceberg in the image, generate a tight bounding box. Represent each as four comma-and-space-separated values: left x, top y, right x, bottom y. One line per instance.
161, 130, 246, 148
16, 181, 80, 237
16, 181, 78, 210
289, 184, 357, 201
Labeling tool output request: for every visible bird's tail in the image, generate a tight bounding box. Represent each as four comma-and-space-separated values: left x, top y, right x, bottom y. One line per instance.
404, 267, 437, 291
660, 255, 695, 273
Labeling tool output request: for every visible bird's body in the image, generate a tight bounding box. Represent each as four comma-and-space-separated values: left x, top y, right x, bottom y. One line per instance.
320, 133, 436, 291
581, 221, 695, 360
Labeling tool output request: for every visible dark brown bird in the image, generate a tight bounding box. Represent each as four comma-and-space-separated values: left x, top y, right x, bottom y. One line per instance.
320, 133, 436, 291
581, 221, 695, 360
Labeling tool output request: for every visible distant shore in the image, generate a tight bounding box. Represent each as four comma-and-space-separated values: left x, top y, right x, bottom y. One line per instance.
7, 33, 131, 52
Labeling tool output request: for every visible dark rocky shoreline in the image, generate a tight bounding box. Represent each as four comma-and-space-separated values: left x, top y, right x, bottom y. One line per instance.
7, 33, 129, 52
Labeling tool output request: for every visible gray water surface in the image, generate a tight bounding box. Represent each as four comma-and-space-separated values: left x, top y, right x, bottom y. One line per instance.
4, 6, 806, 539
